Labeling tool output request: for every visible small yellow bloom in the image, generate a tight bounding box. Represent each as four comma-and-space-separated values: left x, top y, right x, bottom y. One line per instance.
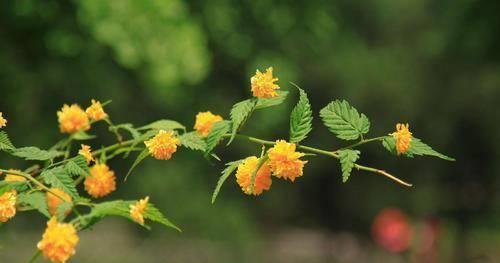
268, 140, 307, 181
144, 130, 180, 160
47, 188, 72, 216
37, 217, 79, 263
0, 190, 17, 223
85, 99, 107, 121
57, 104, 90, 134
130, 196, 149, 225
0, 112, 7, 128
4, 169, 26, 182
84, 163, 116, 198
78, 144, 94, 164
194, 111, 223, 137
236, 156, 272, 195
250, 67, 280, 98
391, 123, 412, 155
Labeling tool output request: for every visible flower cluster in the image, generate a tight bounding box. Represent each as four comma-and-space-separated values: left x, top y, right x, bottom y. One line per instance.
391, 123, 412, 155
194, 111, 223, 137
0, 190, 17, 223
144, 130, 180, 160
235, 140, 307, 195
37, 217, 79, 263
130, 196, 149, 225
57, 100, 107, 134
250, 67, 280, 98
0, 112, 7, 128
47, 188, 72, 216
84, 163, 116, 198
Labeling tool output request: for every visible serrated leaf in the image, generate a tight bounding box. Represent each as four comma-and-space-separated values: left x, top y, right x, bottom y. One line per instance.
144, 203, 181, 231
110, 123, 140, 139
320, 100, 370, 140
138, 120, 185, 132
72, 131, 96, 141
83, 200, 180, 231
179, 132, 206, 151
11, 147, 63, 161
0, 131, 15, 150
0, 180, 28, 194
289, 87, 313, 143
211, 160, 243, 204
65, 156, 89, 177
407, 138, 455, 161
204, 120, 231, 155
255, 90, 289, 109
77, 200, 133, 231
125, 148, 150, 181
17, 192, 50, 218
382, 136, 455, 161
42, 167, 79, 199
228, 99, 256, 145
339, 149, 360, 182
382, 136, 397, 155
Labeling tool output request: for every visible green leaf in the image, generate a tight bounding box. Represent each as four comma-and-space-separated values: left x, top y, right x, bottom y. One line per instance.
179, 132, 206, 152
71, 131, 96, 141
0, 131, 15, 150
17, 192, 50, 218
211, 160, 243, 204
144, 203, 181, 231
138, 120, 185, 132
289, 87, 313, 143
255, 90, 289, 109
42, 167, 79, 199
0, 180, 28, 194
338, 149, 360, 183
64, 155, 89, 177
228, 99, 256, 145
125, 148, 150, 181
11, 147, 64, 161
83, 200, 180, 231
407, 138, 455, 161
56, 201, 73, 221
319, 100, 370, 140
77, 200, 134, 231
382, 136, 455, 161
204, 120, 231, 155
382, 136, 397, 155
110, 123, 140, 139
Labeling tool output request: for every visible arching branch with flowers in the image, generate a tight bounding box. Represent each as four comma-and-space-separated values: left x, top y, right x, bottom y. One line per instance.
0, 67, 453, 263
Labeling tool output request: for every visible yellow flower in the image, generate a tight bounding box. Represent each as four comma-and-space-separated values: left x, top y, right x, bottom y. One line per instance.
57, 104, 90, 134
84, 163, 116, 198
0, 112, 7, 128
85, 99, 107, 121
0, 190, 17, 223
130, 196, 149, 225
268, 140, 307, 181
4, 169, 26, 182
46, 188, 72, 216
37, 217, 79, 263
391, 123, 412, 155
194, 111, 223, 137
144, 130, 180, 160
78, 144, 94, 164
236, 156, 272, 195
250, 67, 280, 98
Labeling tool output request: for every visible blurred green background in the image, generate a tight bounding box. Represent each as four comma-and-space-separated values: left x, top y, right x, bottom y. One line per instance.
1, 0, 499, 262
